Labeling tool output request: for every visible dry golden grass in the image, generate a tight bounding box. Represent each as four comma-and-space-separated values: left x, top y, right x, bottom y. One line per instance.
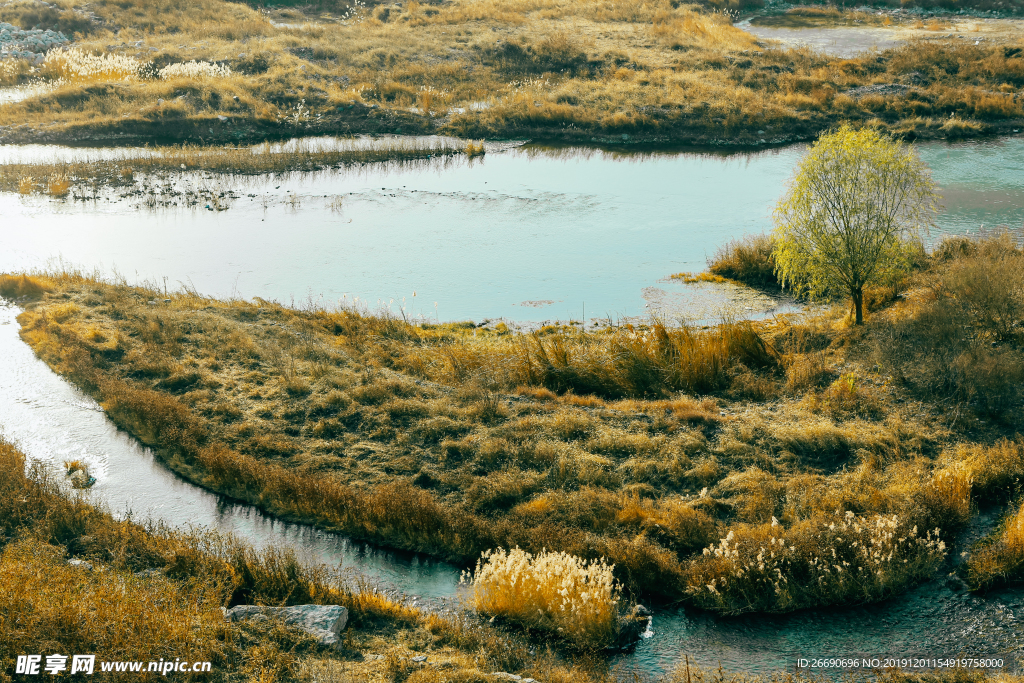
0, 273, 51, 299
0, 0, 1021, 145
708, 234, 778, 289
963, 500, 1024, 591
463, 547, 621, 648
0, 437, 599, 682
684, 511, 947, 613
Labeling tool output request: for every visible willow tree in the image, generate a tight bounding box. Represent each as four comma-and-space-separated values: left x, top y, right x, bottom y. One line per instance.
773, 125, 940, 324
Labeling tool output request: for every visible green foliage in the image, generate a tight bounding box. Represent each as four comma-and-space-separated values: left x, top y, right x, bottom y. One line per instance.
773, 125, 940, 323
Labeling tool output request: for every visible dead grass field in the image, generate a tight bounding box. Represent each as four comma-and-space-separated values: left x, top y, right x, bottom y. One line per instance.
5, 232, 1023, 618
0, 0, 1021, 145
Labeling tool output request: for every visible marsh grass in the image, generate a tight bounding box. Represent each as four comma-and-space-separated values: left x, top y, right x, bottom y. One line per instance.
708, 234, 779, 289
686, 512, 947, 613
463, 547, 621, 649
963, 500, 1024, 590
0, 138, 467, 194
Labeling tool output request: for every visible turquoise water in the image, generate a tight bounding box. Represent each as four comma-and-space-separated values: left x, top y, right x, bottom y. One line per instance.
1, 136, 1021, 324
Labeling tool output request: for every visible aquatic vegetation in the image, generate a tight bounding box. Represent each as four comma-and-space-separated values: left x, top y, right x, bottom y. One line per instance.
46, 171, 70, 197
463, 547, 621, 648
708, 234, 778, 289
0, 138, 466, 194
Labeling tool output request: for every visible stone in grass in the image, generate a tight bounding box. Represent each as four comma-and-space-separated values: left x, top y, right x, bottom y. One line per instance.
612, 604, 652, 650
223, 605, 348, 649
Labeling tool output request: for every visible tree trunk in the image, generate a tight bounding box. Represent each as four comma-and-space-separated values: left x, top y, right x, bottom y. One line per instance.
852, 286, 864, 325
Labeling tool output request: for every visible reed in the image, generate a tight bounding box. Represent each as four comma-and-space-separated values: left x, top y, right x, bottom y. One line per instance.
685, 512, 947, 613
463, 547, 621, 649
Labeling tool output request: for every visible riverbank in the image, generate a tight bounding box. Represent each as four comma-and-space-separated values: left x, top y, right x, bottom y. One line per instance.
0, 437, 604, 683
5, 231, 1023, 615
0, 0, 1022, 148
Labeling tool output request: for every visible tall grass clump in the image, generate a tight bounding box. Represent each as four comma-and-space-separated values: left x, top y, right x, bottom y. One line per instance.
963, 501, 1024, 591
708, 234, 778, 288
42, 47, 141, 84
468, 321, 779, 399
462, 547, 621, 649
159, 61, 232, 80
684, 512, 947, 614
0, 273, 50, 299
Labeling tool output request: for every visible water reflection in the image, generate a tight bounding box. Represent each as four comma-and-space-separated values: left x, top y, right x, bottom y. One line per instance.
0, 137, 1022, 326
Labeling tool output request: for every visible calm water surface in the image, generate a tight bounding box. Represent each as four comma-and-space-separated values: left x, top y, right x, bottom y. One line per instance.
2, 137, 1021, 323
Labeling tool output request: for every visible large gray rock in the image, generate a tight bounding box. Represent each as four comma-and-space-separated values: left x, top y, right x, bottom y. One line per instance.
223, 605, 348, 648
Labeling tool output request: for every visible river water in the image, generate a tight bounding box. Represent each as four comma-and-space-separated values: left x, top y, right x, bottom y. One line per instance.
1, 137, 1022, 325
2, 136, 1024, 676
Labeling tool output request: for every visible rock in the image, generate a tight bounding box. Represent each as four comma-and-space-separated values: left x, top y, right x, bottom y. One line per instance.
488, 675, 522, 681
844, 83, 913, 99
134, 568, 164, 578
67, 558, 93, 570
223, 605, 348, 649
613, 604, 652, 649
410, 655, 427, 663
